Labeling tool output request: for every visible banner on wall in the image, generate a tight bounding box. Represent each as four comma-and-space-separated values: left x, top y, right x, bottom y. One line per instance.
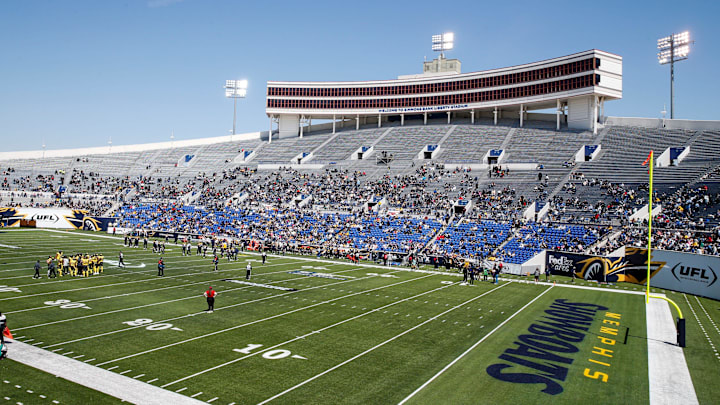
546, 247, 720, 300
0, 207, 116, 231
545, 251, 625, 282
624, 247, 720, 300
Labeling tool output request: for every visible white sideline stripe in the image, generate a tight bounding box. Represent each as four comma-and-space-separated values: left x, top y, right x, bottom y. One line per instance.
256, 283, 512, 404
161, 276, 454, 387
398, 286, 554, 404
7, 340, 205, 405
647, 294, 698, 405
99, 271, 416, 366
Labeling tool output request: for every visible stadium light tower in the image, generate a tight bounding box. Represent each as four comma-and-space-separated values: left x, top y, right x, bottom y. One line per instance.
657, 31, 692, 119
225, 79, 248, 137
432, 32, 454, 59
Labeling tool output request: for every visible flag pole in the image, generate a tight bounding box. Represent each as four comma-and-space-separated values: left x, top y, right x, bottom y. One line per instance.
646, 150, 653, 304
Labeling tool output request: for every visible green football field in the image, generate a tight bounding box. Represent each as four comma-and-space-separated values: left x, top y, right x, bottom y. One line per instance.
0, 229, 718, 404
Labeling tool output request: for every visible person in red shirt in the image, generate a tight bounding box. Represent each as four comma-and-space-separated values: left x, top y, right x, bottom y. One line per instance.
204, 287, 216, 312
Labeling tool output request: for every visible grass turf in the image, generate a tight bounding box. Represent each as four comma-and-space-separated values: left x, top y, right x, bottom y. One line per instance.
0, 228, 716, 404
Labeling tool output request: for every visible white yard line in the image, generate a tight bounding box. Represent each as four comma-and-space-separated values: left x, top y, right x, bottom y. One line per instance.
8, 261, 351, 315
14, 266, 358, 331
685, 294, 720, 361
256, 283, 511, 404
9, 261, 352, 317
43, 266, 377, 348
6, 339, 205, 405
161, 278, 460, 388
647, 294, 698, 405
694, 296, 720, 336
97, 272, 425, 366
398, 285, 554, 404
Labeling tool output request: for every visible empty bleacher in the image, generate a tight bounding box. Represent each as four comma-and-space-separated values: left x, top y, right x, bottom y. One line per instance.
436, 125, 509, 163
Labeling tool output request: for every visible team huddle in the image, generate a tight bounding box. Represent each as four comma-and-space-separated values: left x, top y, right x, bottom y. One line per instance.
35, 251, 104, 279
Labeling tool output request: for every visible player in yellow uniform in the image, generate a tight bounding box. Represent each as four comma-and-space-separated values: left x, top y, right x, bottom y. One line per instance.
81, 255, 90, 277
97, 253, 104, 274
69, 255, 77, 276
74, 254, 81, 276
56, 251, 64, 276
92, 254, 99, 275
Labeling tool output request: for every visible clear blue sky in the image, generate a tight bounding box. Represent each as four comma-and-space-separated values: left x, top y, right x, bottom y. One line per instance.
1, 0, 718, 151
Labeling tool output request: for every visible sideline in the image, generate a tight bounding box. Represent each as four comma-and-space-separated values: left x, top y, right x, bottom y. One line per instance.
646, 294, 698, 404
4, 339, 204, 405
35, 229, 669, 297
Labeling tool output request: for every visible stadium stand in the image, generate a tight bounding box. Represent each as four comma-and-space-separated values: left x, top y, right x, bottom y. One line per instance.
5, 119, 720, 270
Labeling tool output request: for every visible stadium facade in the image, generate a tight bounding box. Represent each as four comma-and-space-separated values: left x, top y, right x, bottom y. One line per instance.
266, 49, 622, 138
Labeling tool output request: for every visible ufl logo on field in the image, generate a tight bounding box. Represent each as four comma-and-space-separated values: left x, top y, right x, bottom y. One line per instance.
671, 263, 718, 286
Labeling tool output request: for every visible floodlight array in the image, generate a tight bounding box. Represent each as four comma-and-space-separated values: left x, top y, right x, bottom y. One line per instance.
225, 79, 248, 98
658, 46, 690, 64
431, 32, 454, 53
657, 31, 691, 65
